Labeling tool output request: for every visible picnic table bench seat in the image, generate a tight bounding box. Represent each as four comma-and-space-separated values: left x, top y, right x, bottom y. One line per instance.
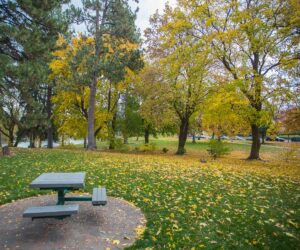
23, 204, 79, 219
92, 187, 107, 206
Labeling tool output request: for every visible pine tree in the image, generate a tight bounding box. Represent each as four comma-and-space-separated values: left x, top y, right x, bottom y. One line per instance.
0, 0, 69, 147
67, 0, 143, 150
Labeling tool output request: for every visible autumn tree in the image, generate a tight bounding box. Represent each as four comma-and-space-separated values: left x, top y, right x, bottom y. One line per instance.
52, 86, 111, 147
188, 114, 202, 143
174, 0, 299, 159
133, 63, 177, 144
279, 107, 300, 136
67, 0, 142, 150
202, 85, 250, 138
50, 36, 111, 144
50, 32, 142, 148
118, 92, 143, 144
145, 7, 213, 155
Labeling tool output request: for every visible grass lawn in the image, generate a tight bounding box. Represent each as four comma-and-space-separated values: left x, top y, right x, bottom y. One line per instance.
0, 145, 299, 249
94, 136, 297, 158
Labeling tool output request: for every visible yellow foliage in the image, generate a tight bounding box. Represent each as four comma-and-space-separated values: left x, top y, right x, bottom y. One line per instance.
202, 86, 250, 136
52, 87, 111, 139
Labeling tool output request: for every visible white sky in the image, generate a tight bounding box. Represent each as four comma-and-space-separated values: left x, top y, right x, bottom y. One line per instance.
70, 0, 177, 37
131, 0, 177, 34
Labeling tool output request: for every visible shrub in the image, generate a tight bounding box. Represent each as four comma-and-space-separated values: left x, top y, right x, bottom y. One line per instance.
119, 145, 130, 153
113, 138, 123, 149
162, 147, 169, 153
137, 143, 156, 152
149, 142, 157, 151
113, 138, 130, 152
207, 139, 230, 159
58, 143, 77, 149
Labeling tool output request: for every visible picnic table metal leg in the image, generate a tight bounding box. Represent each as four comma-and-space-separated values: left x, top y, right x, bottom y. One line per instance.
56, 188, 92, 204
57, 189, 65, 205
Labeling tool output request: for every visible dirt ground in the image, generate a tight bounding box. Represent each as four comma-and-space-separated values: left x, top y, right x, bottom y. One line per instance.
0, 194, 146, 250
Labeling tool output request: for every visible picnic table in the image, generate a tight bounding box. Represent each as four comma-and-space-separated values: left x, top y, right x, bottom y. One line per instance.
23, 172, 107, 220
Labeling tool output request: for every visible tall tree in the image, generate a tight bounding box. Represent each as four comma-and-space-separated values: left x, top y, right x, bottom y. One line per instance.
145, 7, 213, 155
132, 63, 177, 144
52, 87, 111, 145
68, 0, 142, 150
202, 86, 250, 138
118, 91, 143, 144
0, 89, 22, 146
279, 107, 300, 136
175, 0, 299, 159
50, 35, 112, 143
0, 0, 69, 147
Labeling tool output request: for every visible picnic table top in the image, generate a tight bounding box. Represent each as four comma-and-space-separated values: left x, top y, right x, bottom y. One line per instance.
29, 172, 86, 189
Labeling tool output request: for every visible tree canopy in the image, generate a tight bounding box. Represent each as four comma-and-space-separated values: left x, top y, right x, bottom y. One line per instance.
0, 0, 298, 160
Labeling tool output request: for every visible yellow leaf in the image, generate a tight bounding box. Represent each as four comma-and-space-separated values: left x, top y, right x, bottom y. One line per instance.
112, 240, 120, 245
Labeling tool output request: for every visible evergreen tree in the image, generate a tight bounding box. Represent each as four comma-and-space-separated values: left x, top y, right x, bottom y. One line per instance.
0, 0, 70, 147
67, 0, 143, 150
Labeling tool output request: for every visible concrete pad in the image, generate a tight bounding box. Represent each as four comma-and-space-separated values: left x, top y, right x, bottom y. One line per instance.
0, 194, 146, 250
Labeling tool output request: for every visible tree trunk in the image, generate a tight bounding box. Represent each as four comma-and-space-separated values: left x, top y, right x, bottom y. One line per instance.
0, 131, 2, 148
248, 124, 261, 160
87, 80, 97, 150
192, 134, 196, 143
14, 129, 25, 147
87, 3, 102, 151
109, 112, 117, 150
176, 118, 189, 155
47, 126, 53, 148
29, 129, 35, 148
8, 129, 14, 147
144, 125, 150, 144
261, 132, 265, 144
47, 85, 54, 149
13, 139, 19, 147
61, 135, 65, 147
123, 136, 128, 144
13, 136, 20, 147
83, 137, 87, 148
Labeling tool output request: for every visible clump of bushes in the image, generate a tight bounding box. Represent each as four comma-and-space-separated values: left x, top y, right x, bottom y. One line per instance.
136, 143, 156, 152
162, 147, 169, 153
59, 143, 77, 149
113, 138, 130, 152
112, 138, 123, 149
207, 139, 230, 159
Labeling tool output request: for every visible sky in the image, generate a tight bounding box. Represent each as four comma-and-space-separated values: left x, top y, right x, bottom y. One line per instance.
70, 0, 177, 37
131, 0, 177, 34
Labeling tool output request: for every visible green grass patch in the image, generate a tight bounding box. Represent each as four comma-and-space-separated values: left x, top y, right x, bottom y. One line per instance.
92, 136, 287, 156
0, 149, 299, 249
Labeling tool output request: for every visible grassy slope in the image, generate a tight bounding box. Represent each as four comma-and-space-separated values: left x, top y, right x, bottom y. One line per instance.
0, 145, 299, 249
